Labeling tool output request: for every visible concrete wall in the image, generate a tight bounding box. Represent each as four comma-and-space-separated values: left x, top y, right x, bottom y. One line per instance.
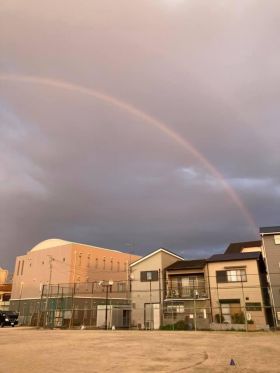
208, 259, 268, 329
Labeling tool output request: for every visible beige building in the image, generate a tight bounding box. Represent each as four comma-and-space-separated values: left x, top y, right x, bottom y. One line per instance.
11, 238, 140, 300
0, 268, 8, 284
130, 248, 183, 329
10, 238, 140, 327
207, 252, 272, 330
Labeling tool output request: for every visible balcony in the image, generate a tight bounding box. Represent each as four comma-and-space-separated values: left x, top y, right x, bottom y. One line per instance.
166, 284, 208, 300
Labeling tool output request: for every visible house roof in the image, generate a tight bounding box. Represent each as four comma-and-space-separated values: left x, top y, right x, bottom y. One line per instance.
225, 240, 262, 254
130, 248, 183, 267
166, 259, 206, 271
260, 226, 280, 235
207, 252, 261, 263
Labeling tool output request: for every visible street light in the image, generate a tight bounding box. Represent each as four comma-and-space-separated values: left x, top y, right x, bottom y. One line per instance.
193, 289, 199, 331
99, 280, 114, 329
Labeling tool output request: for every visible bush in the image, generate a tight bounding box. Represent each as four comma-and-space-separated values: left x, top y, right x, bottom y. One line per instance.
231, 312, 245, 324
214, 314, 224, 323
160, 320, 191, 330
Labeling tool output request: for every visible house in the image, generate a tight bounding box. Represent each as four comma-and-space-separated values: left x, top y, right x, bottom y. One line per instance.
130, 248, 183, 329
207, 252, 273, 330
163, 259, 211, 330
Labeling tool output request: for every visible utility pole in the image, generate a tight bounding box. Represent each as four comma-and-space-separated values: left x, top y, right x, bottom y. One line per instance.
44, 255, 54, 328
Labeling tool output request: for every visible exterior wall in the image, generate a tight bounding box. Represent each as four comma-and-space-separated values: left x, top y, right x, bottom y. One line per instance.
11, 241, 140, 301
68, 244, 140, 284
11, 244, 74, 300
130, 251, 181, 329
261, 234, 280, 326
0, 268, 8, 284
208, 259, 268, 329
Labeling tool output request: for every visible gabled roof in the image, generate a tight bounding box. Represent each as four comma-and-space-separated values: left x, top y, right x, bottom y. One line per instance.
166, 259, 206, 271
130, 248, 183, 267
260, 226, 280, 235
225, 240, 262, 254
207, 252, 261, 263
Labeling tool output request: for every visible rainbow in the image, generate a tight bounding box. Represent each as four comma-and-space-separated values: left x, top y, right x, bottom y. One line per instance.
0, 73, 258, 234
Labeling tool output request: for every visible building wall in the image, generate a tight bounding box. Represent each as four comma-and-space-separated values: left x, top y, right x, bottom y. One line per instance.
208, 259, 268, 329
130, 251, 181, 329
0, 268, 8, 284
11, 240, 140, 301
262, 234, 280, 325
68, 244, 140, 284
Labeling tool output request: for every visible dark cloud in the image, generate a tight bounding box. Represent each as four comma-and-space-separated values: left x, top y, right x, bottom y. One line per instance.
1, 1, 280, 271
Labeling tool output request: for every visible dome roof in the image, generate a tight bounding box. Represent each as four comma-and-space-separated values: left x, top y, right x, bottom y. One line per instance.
29, 238, 72, 253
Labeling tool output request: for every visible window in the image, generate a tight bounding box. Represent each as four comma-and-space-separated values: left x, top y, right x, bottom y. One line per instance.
103, 257, 106, 269
95, 258, 98, 268
21, 261, 25, 276
274, 235, 280, 244
140, 271, 158, 282
110, 258, 113, 270
117, 282, 126, 292
245, 302, 262, 311
216, 269, 247, 283
17, 261, 21, 275
117, 261, 120, 271
166, 305, 184, 314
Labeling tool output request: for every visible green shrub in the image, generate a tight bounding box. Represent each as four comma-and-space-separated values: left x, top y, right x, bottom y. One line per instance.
214, 314, 224, 323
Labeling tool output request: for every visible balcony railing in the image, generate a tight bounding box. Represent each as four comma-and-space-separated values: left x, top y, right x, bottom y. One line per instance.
166, 286, 208, 299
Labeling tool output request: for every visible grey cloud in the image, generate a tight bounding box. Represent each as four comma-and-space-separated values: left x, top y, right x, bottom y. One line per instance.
1, 1, 280, 270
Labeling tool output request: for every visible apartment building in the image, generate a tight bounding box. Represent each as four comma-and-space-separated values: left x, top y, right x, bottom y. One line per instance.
260, 226, 280, 327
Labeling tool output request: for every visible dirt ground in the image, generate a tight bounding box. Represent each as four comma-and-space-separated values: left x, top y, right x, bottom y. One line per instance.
0, 328, 279, 373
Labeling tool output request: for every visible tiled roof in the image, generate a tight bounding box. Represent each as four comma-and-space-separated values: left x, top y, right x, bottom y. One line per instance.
166, 259, 206, 270
207, 252, 261, 263
225, 240, 262, 254
260, 226, 280, 234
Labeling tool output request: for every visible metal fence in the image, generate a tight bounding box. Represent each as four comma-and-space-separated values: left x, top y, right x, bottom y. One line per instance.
9, 279, 279, 331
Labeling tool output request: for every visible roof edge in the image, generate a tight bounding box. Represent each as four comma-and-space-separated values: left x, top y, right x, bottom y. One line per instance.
130, 248, 184, 267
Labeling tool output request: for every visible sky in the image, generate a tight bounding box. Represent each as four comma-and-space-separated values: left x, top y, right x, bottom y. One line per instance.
1, 1, 280, 271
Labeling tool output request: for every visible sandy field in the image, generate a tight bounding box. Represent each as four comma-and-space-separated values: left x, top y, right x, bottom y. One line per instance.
0, 328, 279, 373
